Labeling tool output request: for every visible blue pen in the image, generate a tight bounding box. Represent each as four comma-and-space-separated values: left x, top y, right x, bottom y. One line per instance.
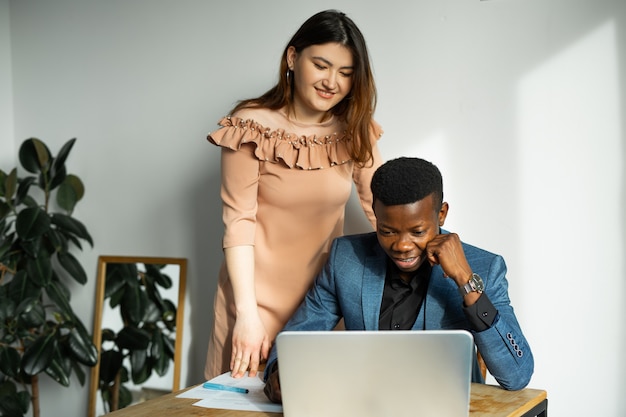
202, 382, 249, 394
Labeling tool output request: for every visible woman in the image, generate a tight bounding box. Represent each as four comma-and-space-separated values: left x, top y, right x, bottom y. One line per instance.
205, 9, 383, 379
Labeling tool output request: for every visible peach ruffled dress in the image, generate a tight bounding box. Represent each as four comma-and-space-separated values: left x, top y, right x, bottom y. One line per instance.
204, 107, 383, 379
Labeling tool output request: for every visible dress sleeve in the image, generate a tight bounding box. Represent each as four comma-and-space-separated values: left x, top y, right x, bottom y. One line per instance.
352, 120, 384, 229
219, 144, 259, 248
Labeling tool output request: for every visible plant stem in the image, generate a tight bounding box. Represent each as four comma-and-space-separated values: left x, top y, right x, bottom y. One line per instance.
111, 370, 121, 411
32, 375, 40, 417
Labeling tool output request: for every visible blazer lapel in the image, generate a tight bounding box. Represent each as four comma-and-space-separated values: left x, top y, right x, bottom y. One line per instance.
361, 250, 387, 330
415, 264, 462, 330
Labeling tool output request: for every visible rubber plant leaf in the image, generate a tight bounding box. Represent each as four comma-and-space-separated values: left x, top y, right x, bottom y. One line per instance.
50, 213, 93, 247
144, 277, 165, 311
103, 266, 126, 298
56, 174, 84, 213
101, 328, 116, 342
55, 178, 76, 213
71, 357, 87, 386
130, 349, 150, 385
17, 391, 31, 415
25, 255, 52, 288
0, 201, 10, 223
151, 330, 170, 377
0, 392, 29, 417
6, 270, 41, 304
51, 138, 76, 177
0, 168, 6, 196
3, 168, 17, 201
0, 295, 15, 322
0, 379, 18, 396
0, 346, 21, 378
161, 299, 177, 330
44, 346, 71, 387
21, 331, 57, 376
15, 296, 40, 316
108, 285, 125, 309
0, 230, 14, 259
45, 280, 74, 318
45, 228, 67, 253
19, 237, 41, 259
121, 284, 149, 325
67, 326, 98, 366
142, 299, 161, 323
115, 326, 151, 351
15, 176, 37, 205
98, 349, 124, 385
64, 233, 83, 251
57, 252, 87, 285
16, 297, 46, 329
15, 206, 51, 240
146, 264, 172, 289
118, 384, 133, 409
18, 138, 51, 174
114, 262, 139, 287
48, 162, 66, 191
163, 334, 176, 358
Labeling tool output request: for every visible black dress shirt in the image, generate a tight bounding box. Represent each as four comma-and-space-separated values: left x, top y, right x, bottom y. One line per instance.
378, 260, 431, 330
378, 259, 497, 332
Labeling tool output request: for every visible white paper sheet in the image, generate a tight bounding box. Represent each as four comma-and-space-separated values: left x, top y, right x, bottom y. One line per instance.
176, 372, 283, 413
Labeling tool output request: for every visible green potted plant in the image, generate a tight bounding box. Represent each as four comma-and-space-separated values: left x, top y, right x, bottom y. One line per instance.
97, 262, 177, 413
0, 138, 98, 417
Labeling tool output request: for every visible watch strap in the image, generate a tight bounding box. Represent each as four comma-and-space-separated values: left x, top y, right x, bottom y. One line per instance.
458, 273, 484, 297
458, 282, 474, 297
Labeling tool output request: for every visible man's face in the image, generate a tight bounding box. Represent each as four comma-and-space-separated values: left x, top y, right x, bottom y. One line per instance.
374, 194, 448, 281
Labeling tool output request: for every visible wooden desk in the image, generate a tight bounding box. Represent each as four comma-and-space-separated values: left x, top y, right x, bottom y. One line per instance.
105, 383, 547, 417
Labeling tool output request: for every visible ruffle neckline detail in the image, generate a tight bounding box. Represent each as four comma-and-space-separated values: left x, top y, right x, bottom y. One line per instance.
207, 116, 353, 170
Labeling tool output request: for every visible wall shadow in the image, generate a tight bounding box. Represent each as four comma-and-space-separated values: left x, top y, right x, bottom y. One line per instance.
186, 151, 222, 385
616, 4, 626, 414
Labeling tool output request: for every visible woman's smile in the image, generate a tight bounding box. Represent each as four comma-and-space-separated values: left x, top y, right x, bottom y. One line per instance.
316, 88, 336, 99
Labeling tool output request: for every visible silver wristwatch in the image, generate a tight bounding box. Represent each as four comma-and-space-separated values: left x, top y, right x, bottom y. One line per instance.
458, 273, 484, 297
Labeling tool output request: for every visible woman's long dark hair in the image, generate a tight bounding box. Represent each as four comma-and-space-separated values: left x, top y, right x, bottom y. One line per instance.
231, 10, 377, 166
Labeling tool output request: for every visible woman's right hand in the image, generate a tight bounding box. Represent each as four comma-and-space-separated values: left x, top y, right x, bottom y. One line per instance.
230, 311, 270, 378
223, 245, 269, 377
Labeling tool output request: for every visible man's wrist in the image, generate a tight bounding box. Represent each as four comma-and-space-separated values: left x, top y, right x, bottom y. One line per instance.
458, 273, 484, 298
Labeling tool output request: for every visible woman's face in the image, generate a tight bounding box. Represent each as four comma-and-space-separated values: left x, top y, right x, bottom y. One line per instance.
287, 42, 354, 123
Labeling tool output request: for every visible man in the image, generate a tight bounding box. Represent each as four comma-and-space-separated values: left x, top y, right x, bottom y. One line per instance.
264, 157, 534, 402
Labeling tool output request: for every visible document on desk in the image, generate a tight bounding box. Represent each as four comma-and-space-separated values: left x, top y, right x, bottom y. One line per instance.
177, 372, 283, 413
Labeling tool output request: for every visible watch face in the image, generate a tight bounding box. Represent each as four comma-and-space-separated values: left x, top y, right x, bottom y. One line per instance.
472, 274, 485, 292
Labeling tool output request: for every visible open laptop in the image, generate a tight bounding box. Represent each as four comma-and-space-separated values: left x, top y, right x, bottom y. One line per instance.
275, 330, 474, 417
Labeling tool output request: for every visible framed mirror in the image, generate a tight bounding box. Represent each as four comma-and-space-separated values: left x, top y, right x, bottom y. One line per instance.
87, 256, 187, 417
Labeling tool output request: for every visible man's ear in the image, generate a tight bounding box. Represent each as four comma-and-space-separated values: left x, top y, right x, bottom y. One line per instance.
438, 202, 449, 226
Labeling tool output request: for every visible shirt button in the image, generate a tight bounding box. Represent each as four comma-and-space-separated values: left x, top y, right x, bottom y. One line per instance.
393, 323, 400, 330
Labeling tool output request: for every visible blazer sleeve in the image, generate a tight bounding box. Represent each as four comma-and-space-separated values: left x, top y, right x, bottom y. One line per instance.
472, 255, 534, 390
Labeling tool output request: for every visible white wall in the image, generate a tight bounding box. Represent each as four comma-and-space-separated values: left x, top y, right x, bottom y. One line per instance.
4, 0, 625, 416
0, 0, 14, 167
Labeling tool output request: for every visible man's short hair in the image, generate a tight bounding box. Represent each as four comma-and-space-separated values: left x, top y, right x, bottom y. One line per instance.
371, 157, 443, 210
